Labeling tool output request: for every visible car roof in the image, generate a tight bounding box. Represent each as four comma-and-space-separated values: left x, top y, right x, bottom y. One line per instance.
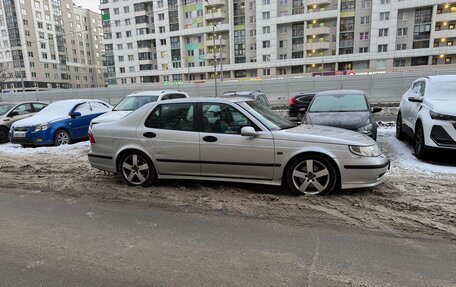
143, 97, 254, 106
48, 99, 95, 106
0, 101, 47, 105
126, 90, 188, 97
423, 75, 456, 83
315, 90, 365, 96
221, 90, 264, 97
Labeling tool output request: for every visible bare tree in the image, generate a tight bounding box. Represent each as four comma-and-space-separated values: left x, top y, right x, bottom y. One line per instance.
0, 62, 14, 92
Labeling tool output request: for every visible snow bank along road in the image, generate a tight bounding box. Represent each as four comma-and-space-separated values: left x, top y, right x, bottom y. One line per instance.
0, 126, 455, 241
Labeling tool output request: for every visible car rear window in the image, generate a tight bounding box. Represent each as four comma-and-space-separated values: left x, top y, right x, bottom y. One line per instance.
308, 94, 368, 112
113, 96, 159, 111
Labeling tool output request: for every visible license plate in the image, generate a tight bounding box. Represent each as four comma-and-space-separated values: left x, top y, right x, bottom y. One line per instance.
13, 131, 26, 138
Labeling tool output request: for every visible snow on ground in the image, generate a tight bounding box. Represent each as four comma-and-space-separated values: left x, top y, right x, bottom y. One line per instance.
0, 141, 90, 156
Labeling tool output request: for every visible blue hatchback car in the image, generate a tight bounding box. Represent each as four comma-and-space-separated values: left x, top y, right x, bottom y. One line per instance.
10, 99, 112, 147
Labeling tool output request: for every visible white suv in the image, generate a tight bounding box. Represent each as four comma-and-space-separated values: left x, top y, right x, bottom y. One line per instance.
91, 90, 189, 126
396, 75, 456, 159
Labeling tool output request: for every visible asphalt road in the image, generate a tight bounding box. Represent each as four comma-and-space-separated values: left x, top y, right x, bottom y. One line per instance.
1, 188, 455, 287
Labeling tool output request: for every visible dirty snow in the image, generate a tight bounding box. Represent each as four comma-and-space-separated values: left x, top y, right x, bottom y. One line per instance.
0, 127, 456, 240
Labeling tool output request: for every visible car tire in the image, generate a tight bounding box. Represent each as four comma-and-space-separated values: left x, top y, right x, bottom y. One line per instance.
54, 129, 71, 146
414, 123, 427, 159
396, 112, 405, 141
118, 151, 156, 187
0, 126, 9, 144
286, 154, 338, 196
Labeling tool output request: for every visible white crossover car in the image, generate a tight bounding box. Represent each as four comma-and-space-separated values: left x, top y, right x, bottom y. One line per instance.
90, 90, 189, 126
396, 75, 456, 159
88, 98, 389, 196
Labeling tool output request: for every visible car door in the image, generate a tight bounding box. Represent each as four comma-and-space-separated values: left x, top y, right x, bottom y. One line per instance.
8, 103, 35, 124
199, 102, 275, 180
70, 102, 93, 139
405, 81, 425, 130
136, 102, 200, 176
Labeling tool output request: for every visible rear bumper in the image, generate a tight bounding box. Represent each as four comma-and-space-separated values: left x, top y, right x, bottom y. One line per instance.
88, 152, 117, 173
336, 154, 390, 190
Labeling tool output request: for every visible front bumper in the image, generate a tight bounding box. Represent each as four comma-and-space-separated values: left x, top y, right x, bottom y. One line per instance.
335, 154, 390, 190
10, 128, 53, 146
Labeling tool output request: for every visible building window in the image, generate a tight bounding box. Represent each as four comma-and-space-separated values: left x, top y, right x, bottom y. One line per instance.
376, 60, 386, 68
360, 16, 370, 24
359, 32, 369, 40
396, 44, 406, 50
262, 12, 270, 19
394, 59, 406, 67
262, 54, 270, 62
263, 68, 270, 75
448, 41, 454, 46
380, 12, 390, 21
378, 44, 388, 52
445, 57, 452, 64
380, 0, 390, 4
379, 28, 388, 37
361, 0, 371, 8
279, 40, 287, 48
262, 26, 270, 34
359, 47, 368, 53
397, 27, 407, 36
262, 41, 270, 48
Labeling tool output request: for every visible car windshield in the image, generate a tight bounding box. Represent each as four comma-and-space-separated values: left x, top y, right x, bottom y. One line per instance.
113, 96, 159, 111
427, 82, 456, 99
0, 104, 14, 116
242, 101, 295, 131
37, 101, 78, 115
308, 94, 368, 112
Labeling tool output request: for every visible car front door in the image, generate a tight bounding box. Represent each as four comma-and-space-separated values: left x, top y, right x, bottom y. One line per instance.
8, 104, 35, 124
199, 102, 275, 180
70, 102, 93, 139
405, 81, 425, 130
137, 102, 200, 176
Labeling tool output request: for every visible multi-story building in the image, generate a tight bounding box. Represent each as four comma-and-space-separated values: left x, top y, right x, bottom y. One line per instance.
0, 0, 106, 92
100, 0, 456, 84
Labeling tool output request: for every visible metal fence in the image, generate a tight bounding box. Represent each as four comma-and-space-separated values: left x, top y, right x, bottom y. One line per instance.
2, 69, 456, 106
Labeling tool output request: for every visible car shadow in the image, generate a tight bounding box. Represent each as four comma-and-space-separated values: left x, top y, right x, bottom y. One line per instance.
402, 140, 456, 167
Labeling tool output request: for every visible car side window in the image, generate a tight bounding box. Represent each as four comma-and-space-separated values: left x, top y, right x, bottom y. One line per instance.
258, 95, 269, 107
170, 94, 187, 99
411, 82, 421, 95
202, 103, 255, 134
419, 82, 426, 97
11, 104, 33, 115
90, 101, 112, 113
74, 103, 92, 116
161, 95, 171, 100
32, 103, 47, 112
145, 103, 195, 131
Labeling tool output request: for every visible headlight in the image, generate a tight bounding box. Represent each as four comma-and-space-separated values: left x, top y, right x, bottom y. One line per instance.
429, 111, 456, 121
356, 123, 373, 134
349, 144, 382, 157
33, 123, 49, 133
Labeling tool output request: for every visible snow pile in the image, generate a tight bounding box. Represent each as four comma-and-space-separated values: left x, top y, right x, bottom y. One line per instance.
0, 141, 90, 156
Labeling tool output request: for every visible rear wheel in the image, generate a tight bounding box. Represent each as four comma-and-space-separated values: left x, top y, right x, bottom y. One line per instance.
396, 112, 405, 141
414, 123, 427, 159
286, 154, 338, 196
54, 130, 71, 146
118, 151, 156, 187
0, 126, 9, 143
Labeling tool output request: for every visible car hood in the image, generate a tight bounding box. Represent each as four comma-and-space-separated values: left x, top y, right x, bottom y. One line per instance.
304, 111, 371, 130
426, 98, 456, 116
91, 111, 131, 124
12, 114, 68, 128
272, 124, 376, 146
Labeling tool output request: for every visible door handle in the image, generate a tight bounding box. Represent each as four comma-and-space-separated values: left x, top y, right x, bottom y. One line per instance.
143, 132, 156, 138
203, 136, 218, 142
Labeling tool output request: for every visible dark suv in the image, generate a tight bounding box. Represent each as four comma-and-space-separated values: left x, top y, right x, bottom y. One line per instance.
221, 91, 271, 108
288, 93, 315, 120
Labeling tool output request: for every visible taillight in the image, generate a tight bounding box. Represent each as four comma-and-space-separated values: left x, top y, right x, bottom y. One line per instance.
289, 97, 296, 105
89, 131, 96, 144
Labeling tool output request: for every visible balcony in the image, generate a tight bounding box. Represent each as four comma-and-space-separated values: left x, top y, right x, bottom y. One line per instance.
204, 11, 226, 21
307, 0, 331, 5
435, 12, 456, 22
206, 39, 228, 46
205, 52, 227, 60
434, 29, 456, 39
306, 26, 331, 35
204, 0, 226, 6
306, 41, 330, 50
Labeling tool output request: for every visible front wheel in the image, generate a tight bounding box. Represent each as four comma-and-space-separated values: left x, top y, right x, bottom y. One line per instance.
396, 112, 405, 141
54, 130, 71, 146
118, 151, 156, 187
414, 123, 427, 159
286, 154, 338, 196
0, 126, 10, 143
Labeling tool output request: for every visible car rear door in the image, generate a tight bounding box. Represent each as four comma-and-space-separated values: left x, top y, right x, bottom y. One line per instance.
198, 102, 275, 180
137, 102, 200, 176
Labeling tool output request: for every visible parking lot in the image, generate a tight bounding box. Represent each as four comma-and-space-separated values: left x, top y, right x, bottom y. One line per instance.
1, 123, 455, 240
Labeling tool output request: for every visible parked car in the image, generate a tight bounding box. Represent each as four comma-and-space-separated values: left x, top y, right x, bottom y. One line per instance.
221, 91, 271, 108
288, 93, 315, 121
10, 99, 112, 147
396, 75, 456, 159
88, 98, 389, 196
0, 101, 48, 143
91, 90, 189, 126
301, 90, 382, 140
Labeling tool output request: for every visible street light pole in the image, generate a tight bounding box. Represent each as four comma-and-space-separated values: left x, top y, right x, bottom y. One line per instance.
211, 8, 217, 97
219, 34, 223, 82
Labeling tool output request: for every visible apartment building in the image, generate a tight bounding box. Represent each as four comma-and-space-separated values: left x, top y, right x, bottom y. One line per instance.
100, 0, 456, 84
0, 0, 106, 92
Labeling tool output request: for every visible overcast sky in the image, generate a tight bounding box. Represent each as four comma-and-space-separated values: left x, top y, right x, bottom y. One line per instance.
73, 0, 100, 12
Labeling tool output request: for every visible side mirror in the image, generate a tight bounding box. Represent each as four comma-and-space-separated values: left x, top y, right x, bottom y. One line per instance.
298, 108, 307, 114
71, 111, 82, 118
241, 126, 258, 137
371, 107, 382, 113
9, 111, 19, 117
408, 95, 423, 103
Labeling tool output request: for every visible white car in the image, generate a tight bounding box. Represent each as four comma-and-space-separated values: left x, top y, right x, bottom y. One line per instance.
91, 90, 189, 126
396, 75, 456, 159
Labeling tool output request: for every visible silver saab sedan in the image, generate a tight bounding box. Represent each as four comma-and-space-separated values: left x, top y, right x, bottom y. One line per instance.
88, 98, 389, 195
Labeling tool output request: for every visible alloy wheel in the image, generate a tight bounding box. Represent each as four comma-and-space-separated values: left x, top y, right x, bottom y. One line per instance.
292, 159, 330, 195
121, 154, 150, 185
56, 131, 70, 145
